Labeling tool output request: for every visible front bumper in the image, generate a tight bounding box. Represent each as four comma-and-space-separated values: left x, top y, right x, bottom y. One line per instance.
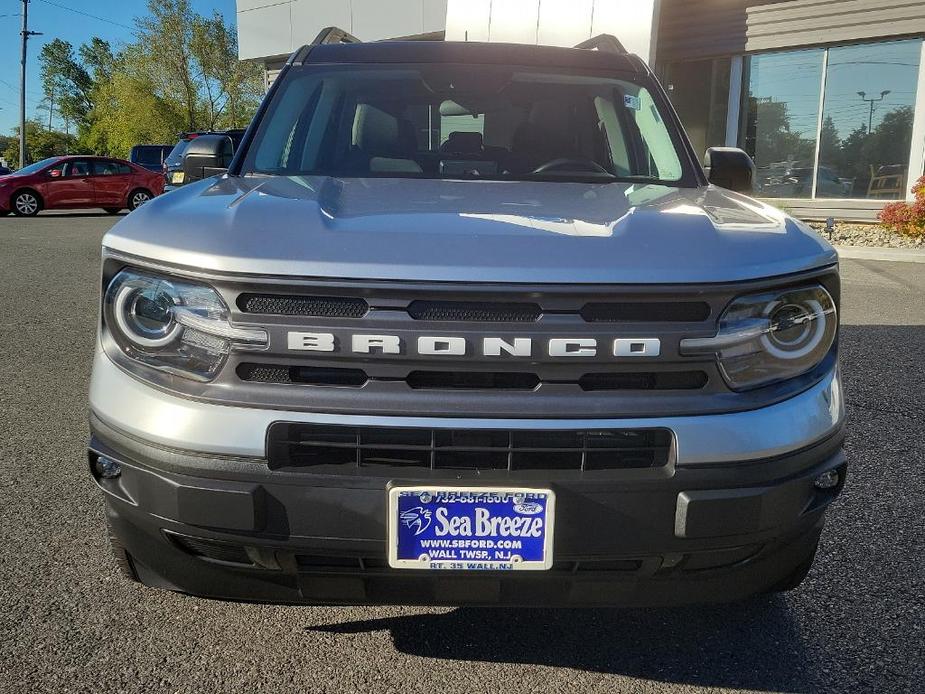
89, 353, 847, 607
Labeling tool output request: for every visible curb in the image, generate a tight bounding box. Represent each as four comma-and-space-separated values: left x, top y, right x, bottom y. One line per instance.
835, 246, 925, 264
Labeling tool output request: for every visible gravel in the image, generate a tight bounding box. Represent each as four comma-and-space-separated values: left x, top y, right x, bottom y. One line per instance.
1, 212, 923, 694
809, 221, 924, 249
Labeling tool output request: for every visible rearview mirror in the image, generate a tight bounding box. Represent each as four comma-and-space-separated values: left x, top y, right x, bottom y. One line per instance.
182, 134, 234, 183
703, 147, 756, 193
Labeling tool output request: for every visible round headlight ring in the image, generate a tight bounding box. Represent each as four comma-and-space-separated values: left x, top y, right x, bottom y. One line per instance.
760, 297, 827, 360
112, 282, 182, 348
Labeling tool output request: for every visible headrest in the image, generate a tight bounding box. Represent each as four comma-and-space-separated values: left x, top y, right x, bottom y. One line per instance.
352, 104, 399, 154
441, 131, 484, 154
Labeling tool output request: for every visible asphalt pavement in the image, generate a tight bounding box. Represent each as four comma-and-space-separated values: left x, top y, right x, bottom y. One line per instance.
1, 212, 923, 693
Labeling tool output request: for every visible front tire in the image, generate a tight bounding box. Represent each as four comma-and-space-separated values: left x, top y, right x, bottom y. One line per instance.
11, 190, 41, 216
127, 188, 152, 211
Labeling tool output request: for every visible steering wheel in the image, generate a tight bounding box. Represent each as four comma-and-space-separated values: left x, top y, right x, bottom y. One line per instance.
530, 158, 611, 175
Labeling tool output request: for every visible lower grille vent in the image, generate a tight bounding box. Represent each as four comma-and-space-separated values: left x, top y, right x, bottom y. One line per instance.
168, 534, 253, 566
268, 423, 672, 472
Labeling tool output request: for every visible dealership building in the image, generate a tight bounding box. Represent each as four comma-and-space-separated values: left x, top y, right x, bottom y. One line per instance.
236, 0, 925, 220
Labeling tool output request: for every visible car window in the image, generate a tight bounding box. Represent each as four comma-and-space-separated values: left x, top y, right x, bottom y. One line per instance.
66, 160, 91, 177
46, 161, 68, 178
244, 64, 688, 184
93, 161, 132, 175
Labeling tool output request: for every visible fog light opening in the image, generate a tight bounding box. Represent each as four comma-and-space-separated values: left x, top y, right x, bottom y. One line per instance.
94, 456, 122, 479
813, 469, 840, 490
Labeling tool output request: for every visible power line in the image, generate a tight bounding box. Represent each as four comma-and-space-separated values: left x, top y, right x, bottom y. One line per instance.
34, 0, 133, 31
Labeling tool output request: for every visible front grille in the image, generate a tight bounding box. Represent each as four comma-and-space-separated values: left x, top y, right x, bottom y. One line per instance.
237, 363, 368, 387
581, 301, 711, 322
578, 370, 708, 391
405, 371, 540, 390
408, 300, 542, 322
239, 363, 707, 392
238, 293, 369, 317
267, 423, 672, 472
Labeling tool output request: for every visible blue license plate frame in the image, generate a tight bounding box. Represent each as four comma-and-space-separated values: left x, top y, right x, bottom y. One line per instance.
387, 486, 555, 571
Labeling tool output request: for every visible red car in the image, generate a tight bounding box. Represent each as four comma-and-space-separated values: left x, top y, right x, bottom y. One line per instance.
0, 155, 165, 217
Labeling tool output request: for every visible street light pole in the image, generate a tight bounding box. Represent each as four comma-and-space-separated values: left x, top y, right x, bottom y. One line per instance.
857, 90, 892, 134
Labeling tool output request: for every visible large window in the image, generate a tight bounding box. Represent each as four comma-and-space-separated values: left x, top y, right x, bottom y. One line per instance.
663, 58, 731, 161
818, 40, 922, 199
741, 39, 922, 200
743, 49, 824, 199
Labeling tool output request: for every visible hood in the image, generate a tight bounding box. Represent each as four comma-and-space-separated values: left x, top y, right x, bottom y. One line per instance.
103, 175, 837, 284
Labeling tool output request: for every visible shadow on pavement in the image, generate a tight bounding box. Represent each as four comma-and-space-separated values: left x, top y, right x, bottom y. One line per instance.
307, 598, 814, 691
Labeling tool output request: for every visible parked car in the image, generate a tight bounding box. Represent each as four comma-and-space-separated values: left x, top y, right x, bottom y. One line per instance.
0, 165, 11, 176
163, 129, 245, 190
0, 155, 164, 216
90, 34, 845, 607
130, 144, 173, 172
757, 163, 852, 198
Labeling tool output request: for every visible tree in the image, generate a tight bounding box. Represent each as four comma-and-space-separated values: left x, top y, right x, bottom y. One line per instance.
191, 12, 264, 129
135, 0, 202, 131
15, 0, 262, 157
39, 39, 94, 132
817, 115, 841, 170
744, 97, 816, 168
84, 53, 187, 158
2, 121, 78, 168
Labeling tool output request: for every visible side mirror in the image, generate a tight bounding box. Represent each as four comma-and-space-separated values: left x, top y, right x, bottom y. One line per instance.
703, 147, 756, 193
183, 134, 233, 183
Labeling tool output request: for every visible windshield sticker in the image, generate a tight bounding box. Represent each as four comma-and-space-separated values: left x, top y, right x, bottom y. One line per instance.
624, 94, 641, 111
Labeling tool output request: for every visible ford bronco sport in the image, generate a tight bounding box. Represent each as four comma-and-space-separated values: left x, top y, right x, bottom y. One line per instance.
88, 32, 846, 606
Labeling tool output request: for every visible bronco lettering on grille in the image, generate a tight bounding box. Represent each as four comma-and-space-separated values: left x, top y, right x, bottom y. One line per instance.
286, 333, 661, 357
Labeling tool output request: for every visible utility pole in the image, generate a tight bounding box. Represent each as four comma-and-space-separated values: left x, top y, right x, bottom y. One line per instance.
857, 90, 891, 134
19, 0, 42, 167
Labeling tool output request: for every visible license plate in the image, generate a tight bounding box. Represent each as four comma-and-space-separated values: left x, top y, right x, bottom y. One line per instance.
388, 486, 555, 571
171, 172, 185, 184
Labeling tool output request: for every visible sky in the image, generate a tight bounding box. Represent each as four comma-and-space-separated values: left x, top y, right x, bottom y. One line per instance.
0, 0, 238, 134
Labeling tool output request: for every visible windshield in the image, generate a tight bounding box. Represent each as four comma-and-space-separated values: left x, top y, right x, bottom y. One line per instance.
165, 139, 191, 167
14, 157, 60, 176
242, 64, 687, 184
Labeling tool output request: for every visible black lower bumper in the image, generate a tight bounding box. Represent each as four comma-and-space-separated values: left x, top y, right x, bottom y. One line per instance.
90, 415, 846, 607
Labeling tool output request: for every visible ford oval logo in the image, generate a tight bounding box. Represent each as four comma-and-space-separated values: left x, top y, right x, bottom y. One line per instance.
514, 502, 543, 515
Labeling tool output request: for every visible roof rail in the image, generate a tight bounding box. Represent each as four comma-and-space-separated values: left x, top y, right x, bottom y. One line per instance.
311, 26, 361, 46
574, 34, 627, 54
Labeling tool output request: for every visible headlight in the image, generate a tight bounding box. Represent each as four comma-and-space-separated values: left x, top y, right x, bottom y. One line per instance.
680, 284, 837, 390
103, 269, 267, 381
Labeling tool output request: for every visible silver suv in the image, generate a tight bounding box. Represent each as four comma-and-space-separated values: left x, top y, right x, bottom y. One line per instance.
88, 33, 845, 606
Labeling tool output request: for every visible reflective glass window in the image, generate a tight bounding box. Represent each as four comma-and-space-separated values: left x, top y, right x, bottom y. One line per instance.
817, 39, 921, 199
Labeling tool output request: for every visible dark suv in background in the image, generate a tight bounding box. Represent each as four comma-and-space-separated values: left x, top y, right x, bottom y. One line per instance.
163, 129, 245, 190
129, 144, 173, 173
